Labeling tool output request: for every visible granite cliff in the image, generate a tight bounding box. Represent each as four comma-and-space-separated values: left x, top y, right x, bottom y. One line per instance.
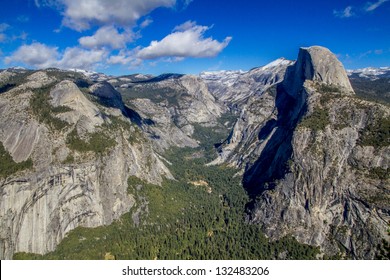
204, 46, 389, 259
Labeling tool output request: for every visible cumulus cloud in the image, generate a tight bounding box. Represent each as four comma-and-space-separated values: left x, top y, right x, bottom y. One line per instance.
333, 6, 354, 18
365, 0, 389, 11
58, 47, 108, 69
137, 21, 232, 60
43, 0, 176, 31
107, 49, 143, 69
5, 42, 107, 70
5, 43, 59, 68
107, 49, 138, 64
79, 26, 132, 49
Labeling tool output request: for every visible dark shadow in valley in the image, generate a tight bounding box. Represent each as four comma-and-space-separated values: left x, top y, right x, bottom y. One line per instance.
137, 73, 184, 83
258, 119, 277, 141
124, 105, 155, 127
0, 83, 16, 94
89, 81, 155, 128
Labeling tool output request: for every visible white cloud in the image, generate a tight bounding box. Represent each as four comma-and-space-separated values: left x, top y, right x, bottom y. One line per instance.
175, 0, 193, 11
56, 0, 176, 31
137, 21, 232, 60
333, 6, 354, 18
79, 26, 132, 49
107, 49, 140, 65
5, 43, 59, 68
12, 32, 28, 41
0, 34, 6, 43
140, 18, 153, 28
173, 20, 197, 32
34, 0, 56, 8
107, 48, 144, 70
5, 42, 107, 70
58, 47, 108, 69
365, 0, 389, 11
334, 1, 389, 18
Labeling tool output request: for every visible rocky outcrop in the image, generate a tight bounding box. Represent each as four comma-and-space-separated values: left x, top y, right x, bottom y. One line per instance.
205, 58, 295, 167
284, 46, 354, 96
204, 46, 389, 258
202, 58, 293, 105
50, 80, 104, 132
116, 74, 224, 151
0, 163, 134, 259
130, 98, 198, 150
89, 82, 126, 111
244, 46, 389, 258
250, 88, 389, 259
0, 70, 173, 259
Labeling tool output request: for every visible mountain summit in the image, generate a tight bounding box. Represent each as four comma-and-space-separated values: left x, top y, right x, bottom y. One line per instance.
285, 46, 354, 95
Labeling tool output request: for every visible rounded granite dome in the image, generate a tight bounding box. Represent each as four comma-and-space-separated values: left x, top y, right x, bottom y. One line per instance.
284, 45, 354, 96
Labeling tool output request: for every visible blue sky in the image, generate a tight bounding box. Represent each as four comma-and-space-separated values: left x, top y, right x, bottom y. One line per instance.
0, 0, 389, 75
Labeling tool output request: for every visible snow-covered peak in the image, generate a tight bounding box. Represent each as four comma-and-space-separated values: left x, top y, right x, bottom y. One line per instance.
347, 67, 390, 80
69, 68, 97, 75
260, 58, 293, 71
200, 70, 246, 81
69, 68, 111, 81
10, 66, 27, 71
200, 70, 247, 87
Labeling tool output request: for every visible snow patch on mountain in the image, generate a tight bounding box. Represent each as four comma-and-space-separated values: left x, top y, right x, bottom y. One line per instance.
347, 67, 390, 80
261, 57, 292, 70
69, 68, 111, 81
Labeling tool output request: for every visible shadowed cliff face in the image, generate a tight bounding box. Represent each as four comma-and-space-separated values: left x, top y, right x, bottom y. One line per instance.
243, 46, 354, 198
246, 46, 389, 259
243, 84, 307, 199
203, 46, 389, 259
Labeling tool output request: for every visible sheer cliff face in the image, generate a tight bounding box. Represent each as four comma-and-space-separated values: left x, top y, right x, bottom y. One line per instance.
204, 58, 295, 167
0, 70, 173, 259
246, 47, 389, 259
284, 46, 354, 96
204, 46, 389, 258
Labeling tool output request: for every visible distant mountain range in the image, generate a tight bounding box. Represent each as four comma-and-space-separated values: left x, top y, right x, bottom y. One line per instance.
347, 67, 390, 80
